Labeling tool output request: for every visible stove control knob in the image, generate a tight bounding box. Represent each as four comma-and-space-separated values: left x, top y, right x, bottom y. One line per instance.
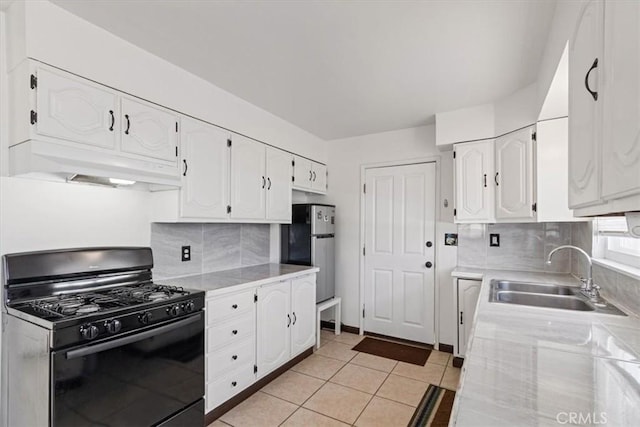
105, 319, 122, 334
167, 304, 181, 317
80, 324, 99, 340
184, 301, 195, 313
138, 312, 153, 325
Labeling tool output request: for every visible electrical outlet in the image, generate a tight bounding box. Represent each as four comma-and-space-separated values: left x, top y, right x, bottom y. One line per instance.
489, 234, 500, 247
181, 245, 191, 262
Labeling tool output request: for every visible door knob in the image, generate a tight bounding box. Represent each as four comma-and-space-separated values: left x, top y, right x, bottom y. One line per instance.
425, 262, 433, 268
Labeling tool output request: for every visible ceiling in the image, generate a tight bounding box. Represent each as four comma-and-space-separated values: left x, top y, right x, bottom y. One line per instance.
51, 0, 557, 140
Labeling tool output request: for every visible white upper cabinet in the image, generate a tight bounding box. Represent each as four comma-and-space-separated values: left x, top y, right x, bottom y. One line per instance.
568, 0, 603, 209
36, 67, 118, 150
120, 97, 179, 163
495, 127, 535, 221
601, 0, 640, 200
293, 155, 327, 194
180, 118, 230, 219
230, 135, 266, 220
312, 162, 328, 193
454, 140, 495, 223
265, 147, 293, 222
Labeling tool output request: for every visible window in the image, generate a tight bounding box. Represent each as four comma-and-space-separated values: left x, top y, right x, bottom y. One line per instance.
595, 218, 640, 268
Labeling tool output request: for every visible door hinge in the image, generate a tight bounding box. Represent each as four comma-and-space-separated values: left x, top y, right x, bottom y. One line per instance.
362, 247, 366, 256
175, 146, 178, 157
30, 110, 37, 125
227, 139, 232, 147
532, 131, 537, 141
30, 74, 37, 89
175, 122, 178, 132
254, 365, 258, 374
453, 151, 456, 159
292, 159, 295, 167
227, 205, 232, 214
460, 311, 464, 325
453, 208, 457, 217
532, 202, 537, 213
362, 306, 365, 318
292, 176, 295, 183
254, 294, 258, 303
363, 184, 366, 194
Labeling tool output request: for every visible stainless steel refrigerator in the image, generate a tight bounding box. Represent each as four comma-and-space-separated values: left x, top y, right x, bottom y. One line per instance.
281, 204, 335, 303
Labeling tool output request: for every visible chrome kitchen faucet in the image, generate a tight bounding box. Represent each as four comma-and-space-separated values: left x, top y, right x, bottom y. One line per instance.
546, 245, 601, 301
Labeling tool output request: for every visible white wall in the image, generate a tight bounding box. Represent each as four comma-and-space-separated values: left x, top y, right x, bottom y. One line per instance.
493, 83, 538, 136
4, 0, 326, 162
324, 125, 457, 346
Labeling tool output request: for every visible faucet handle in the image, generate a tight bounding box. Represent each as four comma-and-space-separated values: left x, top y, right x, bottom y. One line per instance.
579, 277, 588, 289
588, 284, 601, 300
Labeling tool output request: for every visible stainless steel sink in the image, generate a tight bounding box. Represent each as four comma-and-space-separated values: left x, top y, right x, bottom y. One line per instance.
494, 291, 595, 311
488, 279, 626, 315
493, 280, 576, 295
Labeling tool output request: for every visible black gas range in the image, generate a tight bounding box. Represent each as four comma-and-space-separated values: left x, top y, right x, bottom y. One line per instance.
3, 247, 205, 427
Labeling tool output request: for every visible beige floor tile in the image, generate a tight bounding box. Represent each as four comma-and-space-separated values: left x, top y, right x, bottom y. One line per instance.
329, 363, 388, 394
440, 366, 462, 390
303, 382, 372, 424
321, 329, 339, 342
315, 341, 359, 362
333, 332, 364, 346
261, 370, 325, 405
350, 353, 398, 373
291, 354, 347, 380
206, 420, 231, 427
392, 361, 445, 385
427, 350, 451, 366
376, 374, 430, 407
220, 391, 297, 427
281, 408, 349, 427
355, 396, 416, 427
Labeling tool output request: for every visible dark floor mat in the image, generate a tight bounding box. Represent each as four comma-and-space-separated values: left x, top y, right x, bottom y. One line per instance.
352, 337, 430, 365
408, 384, 456, 427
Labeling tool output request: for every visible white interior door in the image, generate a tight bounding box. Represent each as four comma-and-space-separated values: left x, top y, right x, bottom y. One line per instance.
364, 162, 436, 343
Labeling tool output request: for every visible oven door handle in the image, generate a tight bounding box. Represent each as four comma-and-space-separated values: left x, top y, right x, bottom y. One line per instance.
65, 313, 202, 360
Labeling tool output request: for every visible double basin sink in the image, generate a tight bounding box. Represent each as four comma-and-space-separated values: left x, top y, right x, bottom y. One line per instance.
489, 280, 626, 316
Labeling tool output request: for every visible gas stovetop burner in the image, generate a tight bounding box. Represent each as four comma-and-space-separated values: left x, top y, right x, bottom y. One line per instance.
22, 283, 190, 321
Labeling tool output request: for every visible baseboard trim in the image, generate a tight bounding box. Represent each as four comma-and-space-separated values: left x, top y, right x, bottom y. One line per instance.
204, 347, 314, 424
438, 344, 454, 354
452, 357, 464, 368
320, 320, 359, 335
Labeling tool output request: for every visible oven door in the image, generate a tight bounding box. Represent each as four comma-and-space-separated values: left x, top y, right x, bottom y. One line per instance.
51, 312, 204, 427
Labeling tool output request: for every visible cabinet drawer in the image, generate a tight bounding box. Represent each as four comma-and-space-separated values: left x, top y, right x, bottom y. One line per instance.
206, 363, 255, 412
207, 290, 255, 324
207, 312, 255, 351
207, 338, 255, 382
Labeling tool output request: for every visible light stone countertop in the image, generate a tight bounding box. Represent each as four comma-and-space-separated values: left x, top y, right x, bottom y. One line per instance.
450, 267, 640, 426
159, 263, 319, 296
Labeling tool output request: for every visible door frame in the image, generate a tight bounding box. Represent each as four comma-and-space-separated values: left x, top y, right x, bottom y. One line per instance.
358, 156, 441, 347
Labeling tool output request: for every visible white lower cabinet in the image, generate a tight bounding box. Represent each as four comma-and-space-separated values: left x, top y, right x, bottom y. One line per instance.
455, 279, 481, 358
204, 273, 316, 413
256, 275, 317, 378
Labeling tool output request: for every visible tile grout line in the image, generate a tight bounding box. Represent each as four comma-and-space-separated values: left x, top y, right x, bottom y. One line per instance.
351, 360, 398, 425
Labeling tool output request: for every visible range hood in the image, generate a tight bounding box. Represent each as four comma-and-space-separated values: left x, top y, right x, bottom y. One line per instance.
9, 140, 181, 189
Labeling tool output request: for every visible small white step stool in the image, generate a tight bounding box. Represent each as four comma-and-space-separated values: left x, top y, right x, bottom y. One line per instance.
316, 297, 341, 349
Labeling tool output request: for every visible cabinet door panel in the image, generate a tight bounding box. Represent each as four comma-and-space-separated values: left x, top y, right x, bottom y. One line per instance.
180, 118, 230, 219
495, 127, 535, 221
601, 0, 640, 199
312, 162, 327, 193
230, 135, 266, 220
454, 140, 494, 222
293, 156, 313, 190
290, 275, 316, 357
457, 279, 481, 357
266, 147, 293, 221
121, 97, 178, 162
36, 67, 117, 149
568, 0, 603, 208
256, 281, 291, 378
